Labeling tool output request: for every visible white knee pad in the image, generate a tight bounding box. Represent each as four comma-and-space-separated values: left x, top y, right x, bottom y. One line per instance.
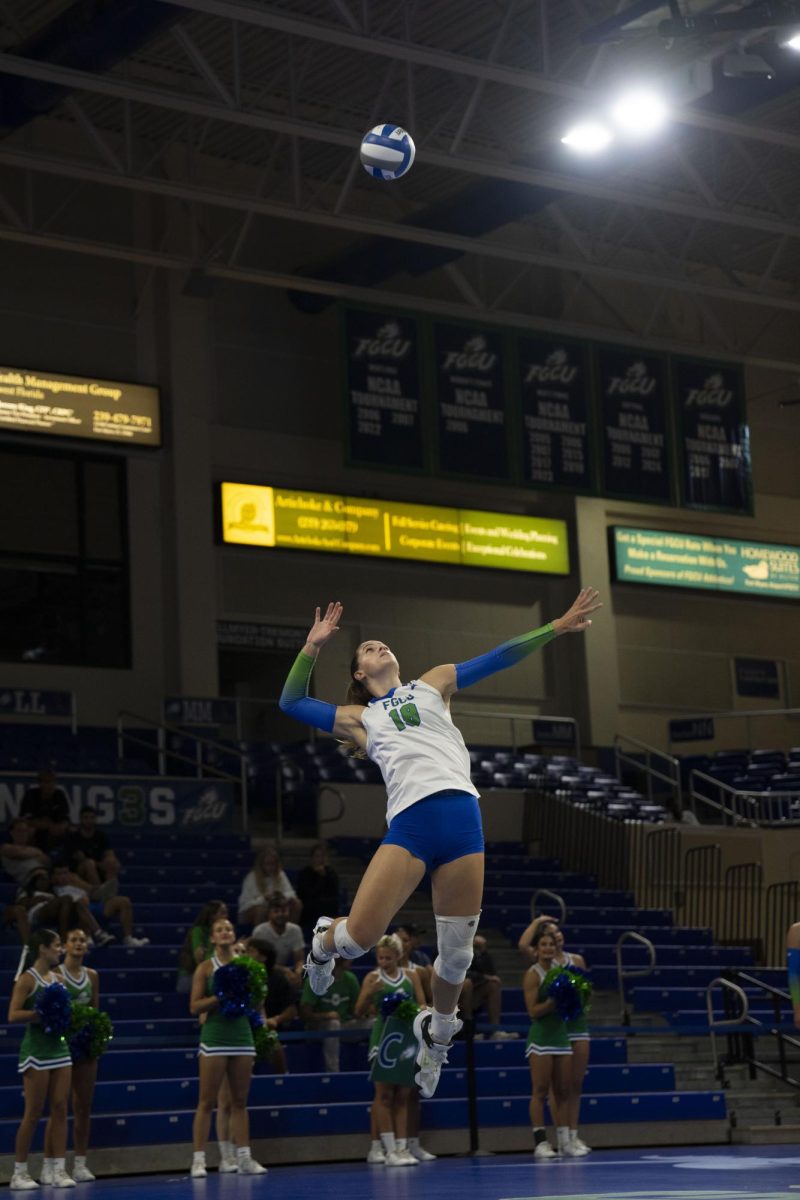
433, 913, 481, 986
333, 920, 369, 961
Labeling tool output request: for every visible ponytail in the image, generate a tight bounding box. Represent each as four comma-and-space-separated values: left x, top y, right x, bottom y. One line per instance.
340, 653, 372, 758
15, 927, 59, 981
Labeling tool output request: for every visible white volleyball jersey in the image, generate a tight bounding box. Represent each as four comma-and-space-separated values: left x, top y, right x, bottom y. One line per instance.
360, 679, 478, 824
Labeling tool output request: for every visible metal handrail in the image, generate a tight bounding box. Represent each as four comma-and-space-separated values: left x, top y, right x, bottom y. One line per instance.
690, 769, 800, 828
671, 705, 800, 753
531, 889, 566, 925
706, 977, 750, 1083
616, 931, 656, 1025
613, 732, 681, 808
449, 705, 577, 754
317, 785, 346, 828
116, 709, 249, 831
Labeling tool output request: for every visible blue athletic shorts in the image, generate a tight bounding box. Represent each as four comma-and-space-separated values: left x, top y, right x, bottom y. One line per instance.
381, 790, 484, 872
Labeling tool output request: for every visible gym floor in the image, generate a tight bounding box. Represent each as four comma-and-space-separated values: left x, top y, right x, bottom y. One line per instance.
47, 1146, 800, 1199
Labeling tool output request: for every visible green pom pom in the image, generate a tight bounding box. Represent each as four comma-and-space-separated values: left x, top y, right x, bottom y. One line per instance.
393, 999, 420, 1024
69, 1004, 114, 1059
232, 955, 268, 1011
253, 1024, 279, 1062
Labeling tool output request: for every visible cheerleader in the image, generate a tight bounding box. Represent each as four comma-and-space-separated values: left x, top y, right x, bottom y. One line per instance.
553, 933, 591, 1156
9, 929, 74, 1191
189, 916, 267, 1178
356, 934, 426, 1166
46, 929, 100, 1182
523, 928, 572, 1160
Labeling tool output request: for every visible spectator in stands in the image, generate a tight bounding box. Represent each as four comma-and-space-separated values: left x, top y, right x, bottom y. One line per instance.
395, 922, 432, 966
176, 900, 229, 993
296, 842, 339, 936
459, 934, 516, 1040
50, 864, 149, 949
20, 770, 71, 853
300, 955, 360, 1073
11, 879, 80, 942
356, 933, 427, 1166
524, 928, 573, 1160
237, 844, 302, 926
2, 816, 51, 893
251, 894, 305, 989
190, 916, 267, 1178
62, 806, 122, 892
9, 928, 74, 1190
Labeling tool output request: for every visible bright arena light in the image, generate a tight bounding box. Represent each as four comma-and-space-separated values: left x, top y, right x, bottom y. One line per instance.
560, 121, 613, 155
610, 88, 669, 138
784, 32, 800, 51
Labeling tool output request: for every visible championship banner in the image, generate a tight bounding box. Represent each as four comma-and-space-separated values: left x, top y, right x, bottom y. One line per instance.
343, 308, 425, 471
673, 357, 751, 513
517, 335, 594, 492
0, 775, 236, 830
596, 346, 673, 504
0, 687, 73, 718
434, 322, 509, 480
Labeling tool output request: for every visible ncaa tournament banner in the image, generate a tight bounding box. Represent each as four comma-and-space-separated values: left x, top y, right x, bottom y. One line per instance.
596, 345, 673, 504
517, 335, 594, 492
0, 775, 236, 831
343, 307, 425, 471
673, 357, 752, 514
433, 322, 509, 481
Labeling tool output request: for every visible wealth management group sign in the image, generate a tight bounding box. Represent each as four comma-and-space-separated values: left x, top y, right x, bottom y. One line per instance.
611, 527, 800, 600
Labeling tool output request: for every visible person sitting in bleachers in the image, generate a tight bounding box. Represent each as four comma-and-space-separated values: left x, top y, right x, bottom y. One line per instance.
20, 769, 71, 854
459, 934, 517, 1040
2, 816, 51, 893
295, 842, 339, 938
176, 900, 229, 993
50, 863, 149, 948
250, 939, 296, 1074
62, 806, 122, 893
10, 879, 81, 943
237, 844, 302, 927
251, 894, 305, 990
300, 954, 360, 1073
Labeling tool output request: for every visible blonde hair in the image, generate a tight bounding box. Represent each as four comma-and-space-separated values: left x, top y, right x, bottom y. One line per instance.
376, 933, 403, 956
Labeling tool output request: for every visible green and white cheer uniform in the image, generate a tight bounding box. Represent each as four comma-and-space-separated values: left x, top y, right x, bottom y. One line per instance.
525, 963, 572, 1058
558, 952, 589, 1043
367, 969, 415, 1062
18, 969, 73, 1074
198, 955, 255, 1058
59, 965, 93, 1006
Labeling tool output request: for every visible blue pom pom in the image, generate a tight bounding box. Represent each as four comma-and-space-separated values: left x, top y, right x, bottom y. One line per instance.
35, 982, 72, 1036
547, 971, 583, 1022
214, 962, 251, 1018
381, 991, 407, 1017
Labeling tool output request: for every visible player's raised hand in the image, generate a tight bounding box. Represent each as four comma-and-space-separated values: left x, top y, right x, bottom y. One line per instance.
552, 587, 602, 635
305, 602, 343, 651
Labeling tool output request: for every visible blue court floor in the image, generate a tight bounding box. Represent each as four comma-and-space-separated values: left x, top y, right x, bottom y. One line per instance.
48, 1147, 800, 1200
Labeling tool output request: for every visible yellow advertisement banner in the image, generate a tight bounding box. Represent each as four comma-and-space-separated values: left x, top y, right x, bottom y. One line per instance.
221, 483, 569, 575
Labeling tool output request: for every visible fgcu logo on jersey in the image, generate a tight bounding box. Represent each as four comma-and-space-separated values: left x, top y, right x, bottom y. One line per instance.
352, 321, 412, 361
525, 347, 578, 386
684, 371, 734, 408
607, 360, 657, 398
442, 335, 497, 373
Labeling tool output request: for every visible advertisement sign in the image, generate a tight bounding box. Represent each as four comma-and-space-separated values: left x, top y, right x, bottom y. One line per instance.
596, 346, 673, 504
217, 621, 307, 652
734, 658, 780, 699
532, 717, 578, 746
668, 717, 715, 743
163, 697, 239, 727
343, 308, 425, 471
611, 526, 800, 600
433, 322, 509, 480
221, 482, 569, 575
673, 357, 751, 513
517, 335, 594, 492
0, 776, 236, 830
0, 688, 73, 718
0, 365, 160, 446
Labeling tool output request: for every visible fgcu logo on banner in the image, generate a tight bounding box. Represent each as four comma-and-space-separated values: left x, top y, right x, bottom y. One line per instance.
352, 321, 412, 361
442, 335, 497, 373
684, 371, 734, 408
525, 347, 578, 386
607, 360, 657, 397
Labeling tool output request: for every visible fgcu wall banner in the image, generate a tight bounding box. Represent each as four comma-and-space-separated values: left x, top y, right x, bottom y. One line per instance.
0, 776, 236, 830
595, 345, 672, 505
434, 321, 508, 481
673, 358, 751, 513
518, 335, 593, 492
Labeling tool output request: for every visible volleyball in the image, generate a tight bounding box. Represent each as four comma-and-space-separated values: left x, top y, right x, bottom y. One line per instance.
359, 124, 416, 181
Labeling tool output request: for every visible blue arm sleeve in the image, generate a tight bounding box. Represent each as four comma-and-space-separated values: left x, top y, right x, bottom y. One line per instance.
279, 651, 337, 734
455, 623, 556, 691
789, 947, 800, 1006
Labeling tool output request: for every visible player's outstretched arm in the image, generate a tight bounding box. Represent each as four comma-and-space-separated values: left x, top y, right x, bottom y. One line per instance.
278, 602, 366, 743
421, 587, 602, 700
